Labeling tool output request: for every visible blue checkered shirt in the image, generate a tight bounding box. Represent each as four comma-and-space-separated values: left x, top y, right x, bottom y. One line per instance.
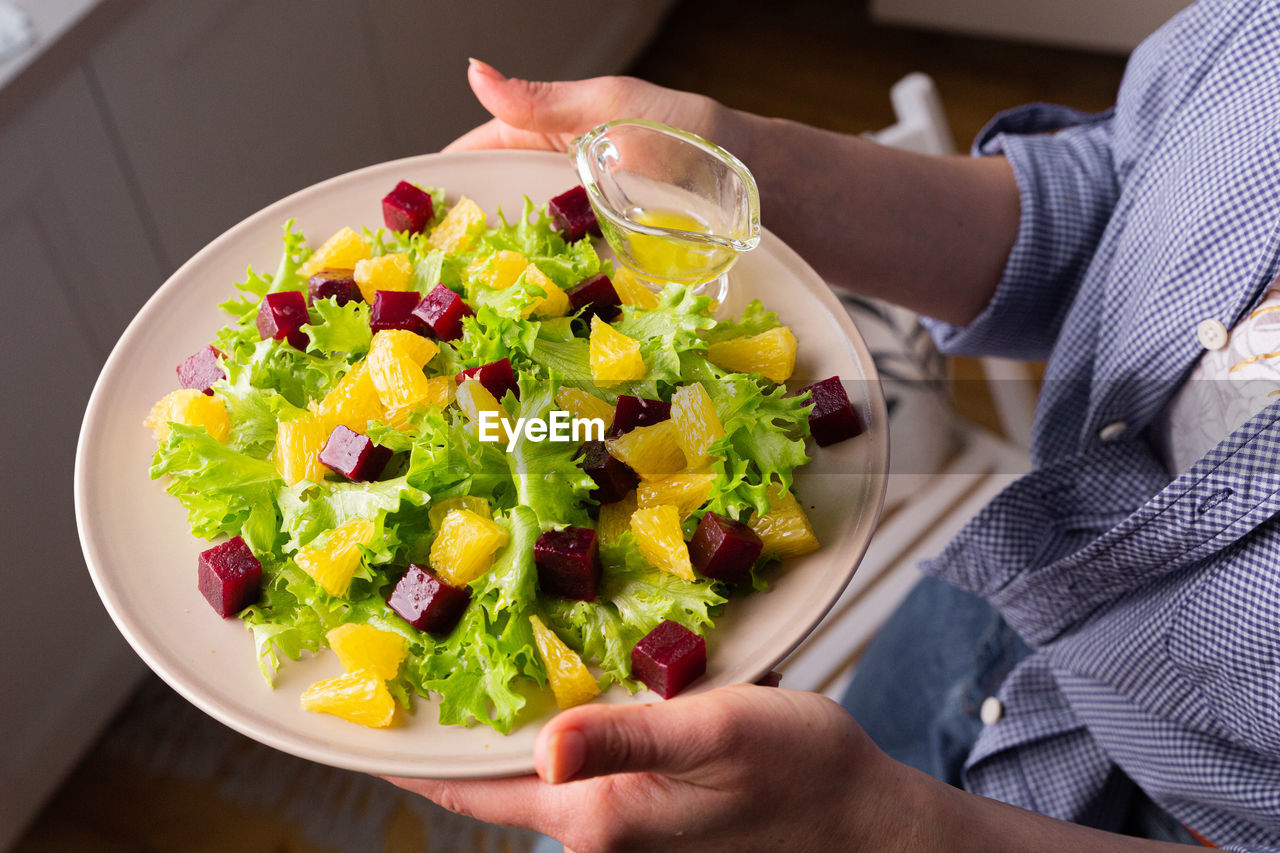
919, 1, 1280, 848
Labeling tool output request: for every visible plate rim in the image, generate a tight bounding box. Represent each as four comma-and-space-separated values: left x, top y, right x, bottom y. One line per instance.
74, 148, 889, 778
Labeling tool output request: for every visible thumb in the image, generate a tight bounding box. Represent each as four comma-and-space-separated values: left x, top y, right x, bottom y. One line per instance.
535, 686, 763, 784
467, 58, 644, 136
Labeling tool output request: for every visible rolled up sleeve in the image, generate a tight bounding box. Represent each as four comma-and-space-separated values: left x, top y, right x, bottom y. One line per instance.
921, 104, 1120, 360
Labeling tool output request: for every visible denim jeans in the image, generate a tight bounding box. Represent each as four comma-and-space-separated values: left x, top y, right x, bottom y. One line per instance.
531, 576, 1197, 851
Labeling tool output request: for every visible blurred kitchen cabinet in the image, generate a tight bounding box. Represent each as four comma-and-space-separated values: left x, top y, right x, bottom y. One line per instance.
86, 0, 677, 267
0, 66, 153, 853
85, 0, 396, 268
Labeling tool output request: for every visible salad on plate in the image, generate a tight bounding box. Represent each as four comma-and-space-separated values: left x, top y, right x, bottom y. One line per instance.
143, 180, 864, 734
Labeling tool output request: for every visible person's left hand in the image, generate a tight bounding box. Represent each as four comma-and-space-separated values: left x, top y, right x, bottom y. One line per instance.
385, 683, 914, 853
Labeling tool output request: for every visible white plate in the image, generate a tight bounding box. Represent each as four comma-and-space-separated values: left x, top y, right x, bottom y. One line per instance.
75, 150, 888, 779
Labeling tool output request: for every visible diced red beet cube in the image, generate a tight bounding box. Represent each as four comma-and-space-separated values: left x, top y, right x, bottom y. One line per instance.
319, 425, 393, 481
411, 283, 474, 341
198, 536, 262, 618
382, 180, 435, 234
387, 564, 470, 635
534, 527, 601, 601
455, 357, 519, 401
689, 512, 764, 585
548, 185, 601, 242
631, 620, 706, 699
607, 395, 671, 438
567, 273, 621, 322
801, 376, 864, 446
176, 345, 225, 396
257, 291, 310, 350
308, 270, 359, 306
370, 290, 428, 334
578, 440, 638, 504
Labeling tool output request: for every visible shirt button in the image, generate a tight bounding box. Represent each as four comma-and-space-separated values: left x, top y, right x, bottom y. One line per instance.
1197, 318, 1228, 350
980, 696, 1004, 725
1098, 421, 1127, 441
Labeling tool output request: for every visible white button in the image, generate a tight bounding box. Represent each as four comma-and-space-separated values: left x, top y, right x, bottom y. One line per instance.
1197, 318, 1228, 350
980, 696, 1004, 725
1098, 421, 1127, 441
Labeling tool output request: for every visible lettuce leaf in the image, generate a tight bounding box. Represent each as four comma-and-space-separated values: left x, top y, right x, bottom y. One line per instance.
506, 377, 597, 528
219, 220, 310, 317
150, 424, 283, 551
703, 375, 812, 518
304, 299, 371, 358
412, 507, 544, 732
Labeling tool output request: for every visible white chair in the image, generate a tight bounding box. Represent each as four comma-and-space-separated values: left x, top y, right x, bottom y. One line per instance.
779, 74, 1035, 698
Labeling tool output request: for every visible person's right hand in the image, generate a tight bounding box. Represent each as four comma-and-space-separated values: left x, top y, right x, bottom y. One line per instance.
445, 59, 748, 156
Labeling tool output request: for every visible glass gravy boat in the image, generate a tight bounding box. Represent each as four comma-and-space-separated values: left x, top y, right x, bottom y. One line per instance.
570, 119, 761, 306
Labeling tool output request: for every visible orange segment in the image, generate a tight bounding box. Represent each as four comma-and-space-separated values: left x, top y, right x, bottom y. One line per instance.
631, 504, 695, 581
706, 326, 798, 382
429, 508, 509, 587
670, 382, 725, 470
295, 518, 375, 597
612, 268, 661, 309
428, 197, 487, 254
275, 415, 328, 485
589, 316, 646, 385
597, 490, 638, 545
456, 378, 512, 441
300, 670, 396, 728
521, 264, 571, 318
428, 496, 492, 530
606, 420, 686, 476
354, 252, 413, 303
313, 362, 384, 434
145, 389, 231, 444
466, 249, 528, 290
750, 484, 819, 557
637, 473, 715, 520
555, 386, 616, 425
529, 614, 600, 709
299, 227, 371, 278
373, 329, 438, 368
326, 623, 408, 680
367, 332, 432, 410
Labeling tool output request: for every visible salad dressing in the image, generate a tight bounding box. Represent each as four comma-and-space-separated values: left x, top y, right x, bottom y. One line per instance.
603, 207, 737, 286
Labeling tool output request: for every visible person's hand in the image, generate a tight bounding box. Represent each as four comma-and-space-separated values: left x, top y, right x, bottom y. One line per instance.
445, 59, 749, 157
386, 683, 915, 853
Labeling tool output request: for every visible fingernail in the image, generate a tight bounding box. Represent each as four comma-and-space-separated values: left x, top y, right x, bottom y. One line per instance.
546, 729, 586, 784
468, 57, 506, 81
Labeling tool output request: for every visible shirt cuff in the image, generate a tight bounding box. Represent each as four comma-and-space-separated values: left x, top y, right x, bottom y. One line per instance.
921, 104, 1119, 361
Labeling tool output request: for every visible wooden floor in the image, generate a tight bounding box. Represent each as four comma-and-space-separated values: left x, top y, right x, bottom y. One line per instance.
15, 2, 1127, 851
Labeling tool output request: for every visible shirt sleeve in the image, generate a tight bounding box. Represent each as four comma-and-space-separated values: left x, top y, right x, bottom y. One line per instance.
920, 103, 1120, 360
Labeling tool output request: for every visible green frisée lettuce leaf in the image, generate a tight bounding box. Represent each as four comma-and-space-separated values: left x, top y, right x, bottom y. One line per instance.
304, 299, 371, 358
476, 198, 604, 290
506, 378, 597, 528
703, 375, 812, 518
150, 424, 283, 551
601, 536, 726, 635
409, 507, 544, 732
700, 299, 780, 344
219, 220, 311, 318
242, 563, 331, 682
614, 284, 717, 382
275, 475, 428, 556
